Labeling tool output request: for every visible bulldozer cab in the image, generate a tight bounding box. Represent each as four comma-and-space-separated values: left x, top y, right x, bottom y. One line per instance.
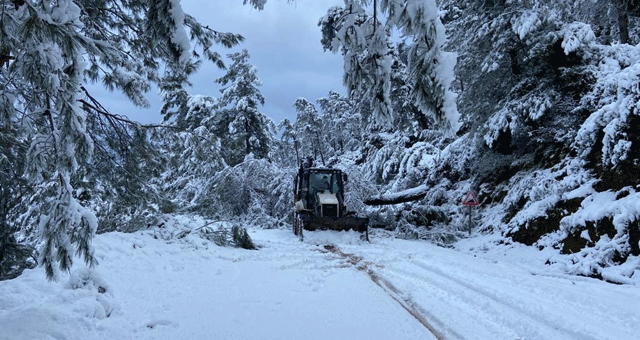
294, 167, 345, 216
309, 173, 335, 193
293, 165, 368, 241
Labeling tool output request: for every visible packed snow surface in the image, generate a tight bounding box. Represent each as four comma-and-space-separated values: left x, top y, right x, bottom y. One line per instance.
1, 216, 638, 340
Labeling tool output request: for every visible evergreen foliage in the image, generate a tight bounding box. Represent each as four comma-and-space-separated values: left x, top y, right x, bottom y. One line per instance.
291, 98, 323, 162
0, 0, 243, 280
2, 0, 640, 285
215, 49, 275, 164
319, 0, 460, 132
231, 224, 256, 250
316, 91, 362, 156
275, 118, 299, 167
199, 224, 256, 250
0, 99, 36, 280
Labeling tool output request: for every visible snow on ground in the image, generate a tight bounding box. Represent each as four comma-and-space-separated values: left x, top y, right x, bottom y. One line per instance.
1, 215, 639, 340
0, 217, 433, 340
353, 233, 639, 340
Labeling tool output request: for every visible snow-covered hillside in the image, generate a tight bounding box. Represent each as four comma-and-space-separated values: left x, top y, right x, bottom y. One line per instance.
1, 216, 638, 340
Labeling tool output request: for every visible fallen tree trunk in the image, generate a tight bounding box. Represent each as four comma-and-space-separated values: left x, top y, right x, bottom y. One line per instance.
364, 185, 428, 205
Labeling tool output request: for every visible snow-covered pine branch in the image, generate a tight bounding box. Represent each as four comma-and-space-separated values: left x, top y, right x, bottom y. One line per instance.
319, 0, 460, 133
1, 0, 245, 279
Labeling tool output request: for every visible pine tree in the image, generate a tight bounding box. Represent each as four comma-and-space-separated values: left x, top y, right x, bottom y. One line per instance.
275, 118, 299, 167
292, 98, 324, 162
0, 0, 243, 279
215, 49, 275, 164
157, 94, 227, 216
316, 91, 362, 155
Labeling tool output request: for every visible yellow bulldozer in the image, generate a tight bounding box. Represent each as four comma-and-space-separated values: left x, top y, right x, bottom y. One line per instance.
292, 164, 369, 241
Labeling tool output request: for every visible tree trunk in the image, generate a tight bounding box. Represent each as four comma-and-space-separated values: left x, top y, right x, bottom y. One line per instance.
244, 117, 251, 156
364, 185, 428, 206
314, 131, 325, 166
616, 0, 630, 44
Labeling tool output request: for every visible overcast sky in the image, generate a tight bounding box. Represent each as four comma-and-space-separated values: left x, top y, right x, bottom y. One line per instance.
90, 0, 347, 125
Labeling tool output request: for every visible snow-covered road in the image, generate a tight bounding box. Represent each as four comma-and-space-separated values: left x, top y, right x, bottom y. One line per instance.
335, 234, 640, 340
1, 218, 638, 340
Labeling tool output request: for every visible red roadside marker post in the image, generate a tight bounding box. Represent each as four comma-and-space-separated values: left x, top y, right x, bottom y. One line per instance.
462, 191, 479, 234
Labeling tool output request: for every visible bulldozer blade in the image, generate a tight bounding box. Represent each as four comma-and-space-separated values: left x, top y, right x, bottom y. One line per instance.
299, 215, 369, 234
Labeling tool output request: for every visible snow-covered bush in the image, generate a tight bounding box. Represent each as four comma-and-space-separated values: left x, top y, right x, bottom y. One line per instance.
67, 268, 117, 319
199, 224, 256, 250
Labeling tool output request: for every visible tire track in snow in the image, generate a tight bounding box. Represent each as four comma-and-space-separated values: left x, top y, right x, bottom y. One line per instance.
321, 244, 601, 340
392, 258, 600, 340
321, 245, 451, 340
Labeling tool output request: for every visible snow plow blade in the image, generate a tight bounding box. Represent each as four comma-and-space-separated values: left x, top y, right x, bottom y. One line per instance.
299, 215, 369, 240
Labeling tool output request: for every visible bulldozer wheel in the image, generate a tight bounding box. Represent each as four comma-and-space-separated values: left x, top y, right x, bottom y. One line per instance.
293, 214, 298, 235
299, 222, 304, 241
294, 214, 304, 241
293, 213, 304, 241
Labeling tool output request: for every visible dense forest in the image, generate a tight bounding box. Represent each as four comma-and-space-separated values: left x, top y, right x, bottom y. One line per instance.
2, 0, 640, 284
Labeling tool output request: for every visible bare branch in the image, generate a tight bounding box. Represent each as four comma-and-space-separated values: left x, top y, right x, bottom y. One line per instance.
79, 87, 179, 129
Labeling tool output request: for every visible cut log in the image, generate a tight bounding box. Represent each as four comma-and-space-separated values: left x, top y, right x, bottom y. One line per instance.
364, 185, 428, 206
